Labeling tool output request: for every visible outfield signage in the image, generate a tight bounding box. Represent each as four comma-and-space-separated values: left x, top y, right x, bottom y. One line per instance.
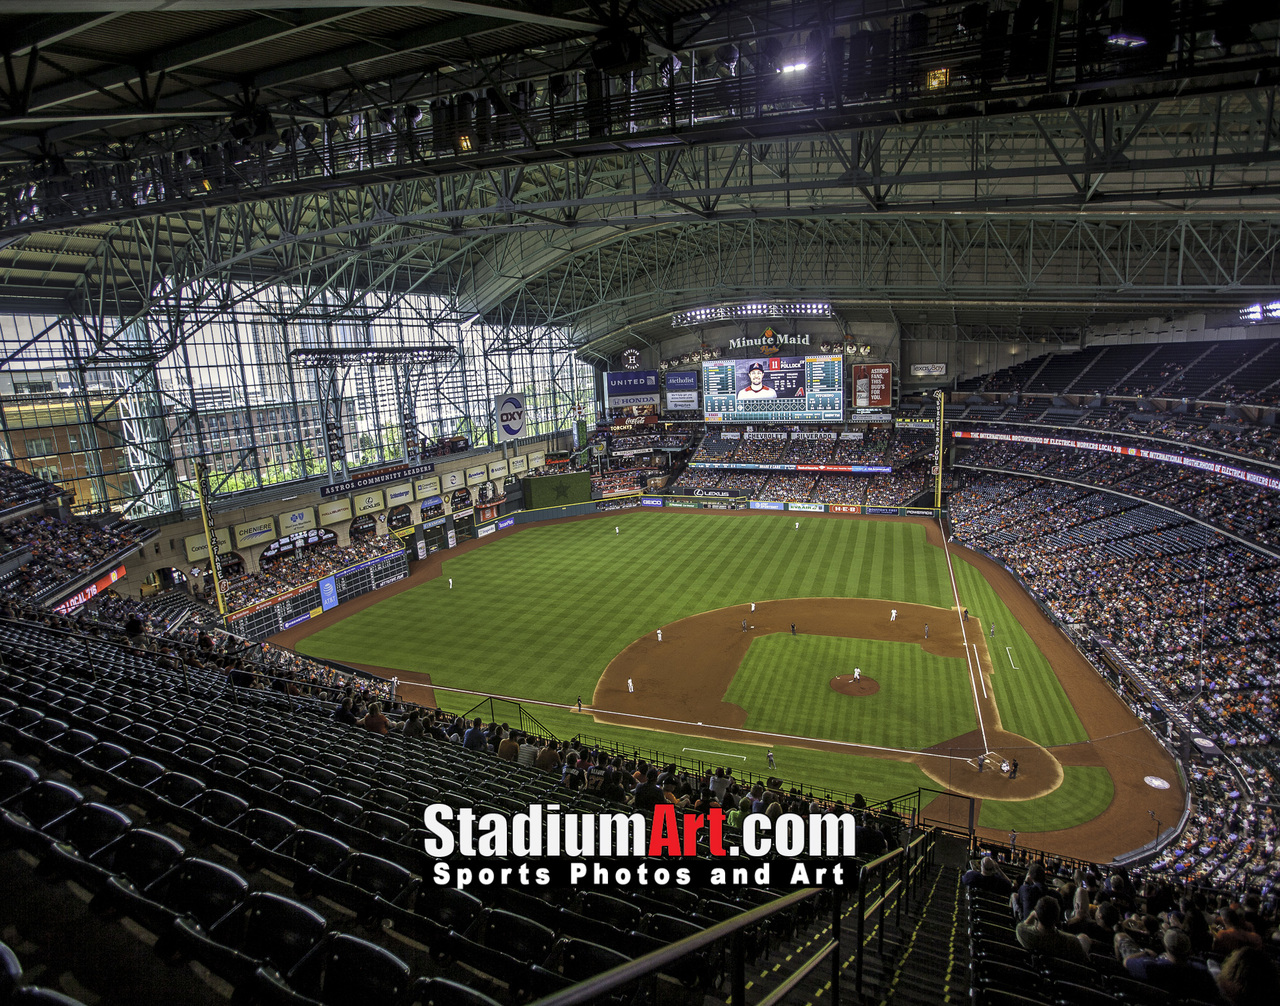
666, 391, 699, 410
415, 476, 441, 499
509, 456, 528, 475
477, 523, 496, 538
829, 504, 862, 513
903, 508, 938, 517
234, 516, 277, 549
788, 502, 825, 512
641, 497, 665, 507
185, 527, 232, 562
321, 462, 434, 498
528, 450, 545, 469
422, 516, 447, 529
665, 371, 698, 390
896, 417, 936, 428
386, 483, 414, 507
488, 460, 508, 479
281, 506, 316, 532
494, 393, 526, 443
441, 469, 465, 491
669, 487, 746, 498
497, 516, 516, 529
318, 498, 353, 526
866, 506, 899, 515
666, 497, 699, 507
750, 500, 786, 510
354, 490, 385, 515
466, 465, 488, 485
606, 371, 659, 396
954, 430, 1280, 492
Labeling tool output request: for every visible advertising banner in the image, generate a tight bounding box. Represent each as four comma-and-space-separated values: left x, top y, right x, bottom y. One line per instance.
494, 393, 527, 442
476, 523, 495, 538
852, 364, 893, 408
665, 371, 698, 390
185, 527, 232, 562
953, 430, 1280, 492
528, 450, 545, 469
280, 506, 316, 533
903, 508, 938, 517
52, 565, 125, 614
788, 502, 826, 512
446, 529, 457, 548
829, 504, 862, 513
318, 498, 353, 526
641, 497, 665, 507
497, 516, 516, 529
234, 516, 277, 549
750, 501, 786, 510
509, 455, 528, 475
488, 460, 508, 479
466, 465, 488, 485
354, 490, 385, 515
319, 575, 339, 612
606, 371, 660, 406
414, 475, 441, 499
386, 483, 414, 507
910, 363, 947, 377
441, 469, 465, 491
665, 391, 699, 410
866, 506, 899, 515
665, 497, 699, 507
320, 462, 434, 498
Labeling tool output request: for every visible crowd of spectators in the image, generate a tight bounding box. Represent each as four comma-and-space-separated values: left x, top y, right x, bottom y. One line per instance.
592, 471, 652, 496
220, 536, 403, 611
0, 511, 149, 600
0, 463, 63, 513
948, 470, 1280, 886
964, 851, 1280, 1003
757, 472, 817, 502
957, 440, 1280, 550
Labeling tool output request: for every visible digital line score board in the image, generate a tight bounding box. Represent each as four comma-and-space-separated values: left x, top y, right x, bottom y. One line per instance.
702, 355, 845, 423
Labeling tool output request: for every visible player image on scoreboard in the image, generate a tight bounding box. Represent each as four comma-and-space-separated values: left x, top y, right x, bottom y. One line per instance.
703, 355, 844, 423
735, 358, 805, 399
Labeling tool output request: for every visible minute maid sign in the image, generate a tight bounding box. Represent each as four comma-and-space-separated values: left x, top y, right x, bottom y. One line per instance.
727, 328, 812, 353
494, 393, 526, 443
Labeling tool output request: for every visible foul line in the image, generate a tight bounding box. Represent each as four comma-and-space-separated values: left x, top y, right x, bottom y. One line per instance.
972, 643, 987, 698
1006, 646, 1020, 670
443, 687, 973, 762
939, 518, 989, 753
683, 748, 747, 761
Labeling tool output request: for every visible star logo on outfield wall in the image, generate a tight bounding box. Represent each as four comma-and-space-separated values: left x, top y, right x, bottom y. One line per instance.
553, 483, 570, 499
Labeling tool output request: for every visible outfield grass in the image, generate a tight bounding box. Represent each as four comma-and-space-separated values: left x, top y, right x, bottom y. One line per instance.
977, 766, 1114, 833
724, 635, 978, 751
298, 512, 1101, 829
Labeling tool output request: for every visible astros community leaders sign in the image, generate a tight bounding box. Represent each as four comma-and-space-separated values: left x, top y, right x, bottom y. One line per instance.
421, 803, 859, 890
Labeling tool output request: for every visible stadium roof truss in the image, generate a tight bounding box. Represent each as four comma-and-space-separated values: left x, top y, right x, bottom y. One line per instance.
0, 1, 1278, 514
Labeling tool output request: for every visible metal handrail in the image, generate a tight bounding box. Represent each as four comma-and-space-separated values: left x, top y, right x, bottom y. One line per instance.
529, 885, 824, 1006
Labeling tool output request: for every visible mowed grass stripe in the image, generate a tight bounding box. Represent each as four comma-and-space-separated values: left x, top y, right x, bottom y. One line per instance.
724, 635, 978, 751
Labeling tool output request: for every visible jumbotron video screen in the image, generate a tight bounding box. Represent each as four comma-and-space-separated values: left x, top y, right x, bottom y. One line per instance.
702, 355, 845, 423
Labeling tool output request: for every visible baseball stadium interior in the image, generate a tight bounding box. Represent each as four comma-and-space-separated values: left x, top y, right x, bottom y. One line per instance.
1, 1, 1279, 1005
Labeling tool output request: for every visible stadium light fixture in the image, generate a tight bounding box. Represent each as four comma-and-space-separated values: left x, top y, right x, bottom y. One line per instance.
288, 345, 457, 369
671, 302, 832, 327
1239, 300, 1280, 323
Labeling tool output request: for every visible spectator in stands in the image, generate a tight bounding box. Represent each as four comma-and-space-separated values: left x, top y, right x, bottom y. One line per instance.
402, 708, 425, 739
1114, 926, 1218, 1000
332, 696, 357, 725
518, 734, 538, 767
462, 716, 488, 750
1214, 907, 1265, 955
1017, 861, 1049, 920
1217, 946, 1280, 1006
497, 730, 520, 760
359, 701, 392, 735
535, 739, 561, 772
962, 856, 1013, 896
633, 767, 663, 812
1016, 896, 1089, 964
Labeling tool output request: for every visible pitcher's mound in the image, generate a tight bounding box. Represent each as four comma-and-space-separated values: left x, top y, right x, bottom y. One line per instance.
831, 675, 879, 696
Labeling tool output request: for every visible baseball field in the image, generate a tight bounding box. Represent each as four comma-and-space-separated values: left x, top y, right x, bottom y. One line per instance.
284, 510, 1185, 860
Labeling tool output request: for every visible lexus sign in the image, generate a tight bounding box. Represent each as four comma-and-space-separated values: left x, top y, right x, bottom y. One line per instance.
494, 393, 526, 442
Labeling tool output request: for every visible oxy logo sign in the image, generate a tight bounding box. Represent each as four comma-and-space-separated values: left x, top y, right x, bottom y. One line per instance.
494, 394, 526, 442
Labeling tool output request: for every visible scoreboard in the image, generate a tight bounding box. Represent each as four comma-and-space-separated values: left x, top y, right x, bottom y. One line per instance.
703, 355, 844, 423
